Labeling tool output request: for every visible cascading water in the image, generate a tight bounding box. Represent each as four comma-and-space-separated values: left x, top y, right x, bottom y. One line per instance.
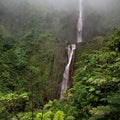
60, 44, 76, 100
60, 0, 83, 99
77, 0, 83, 43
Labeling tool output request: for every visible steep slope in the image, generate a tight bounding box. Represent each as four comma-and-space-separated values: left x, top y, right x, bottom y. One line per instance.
32, 28, 120, 120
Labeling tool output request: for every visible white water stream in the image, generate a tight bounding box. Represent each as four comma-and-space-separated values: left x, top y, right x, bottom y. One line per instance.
60, 44, 76, 99
77, 0, 83, 43
60, 0, 83, 99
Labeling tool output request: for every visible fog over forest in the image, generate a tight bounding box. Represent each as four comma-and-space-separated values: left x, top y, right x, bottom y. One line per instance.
1, 0, 120, 41
0, 0, 120, 119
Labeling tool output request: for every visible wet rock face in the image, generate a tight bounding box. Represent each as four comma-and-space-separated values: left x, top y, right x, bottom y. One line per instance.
60, 44, 76, 100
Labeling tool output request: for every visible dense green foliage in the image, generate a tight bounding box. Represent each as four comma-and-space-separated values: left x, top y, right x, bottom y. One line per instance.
0, 0, 120, 119
33, 28, 120, 120
69, 28, 120, 119
0, 24, 65, 119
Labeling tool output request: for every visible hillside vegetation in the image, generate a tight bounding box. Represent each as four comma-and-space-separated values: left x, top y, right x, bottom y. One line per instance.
0, 25, 120, 119
0, 0, 120, 119
31, 28, 120, 120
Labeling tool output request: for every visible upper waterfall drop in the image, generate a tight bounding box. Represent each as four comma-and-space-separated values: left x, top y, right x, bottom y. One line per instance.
77, 0, 83, 43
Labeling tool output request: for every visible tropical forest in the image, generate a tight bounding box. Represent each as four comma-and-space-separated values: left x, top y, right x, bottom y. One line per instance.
0, 0, 120, 120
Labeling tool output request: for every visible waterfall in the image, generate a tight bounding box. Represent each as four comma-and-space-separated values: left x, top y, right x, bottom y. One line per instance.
60, 44, 76, 100
60, 0, 83, 99
77, 0, 83, 43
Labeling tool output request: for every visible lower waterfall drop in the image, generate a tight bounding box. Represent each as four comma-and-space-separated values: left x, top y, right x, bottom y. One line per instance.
60, 44, 76, 100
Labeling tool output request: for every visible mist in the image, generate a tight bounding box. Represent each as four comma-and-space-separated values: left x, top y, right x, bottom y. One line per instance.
83, 0, 120, 40
0, 0, 120, 41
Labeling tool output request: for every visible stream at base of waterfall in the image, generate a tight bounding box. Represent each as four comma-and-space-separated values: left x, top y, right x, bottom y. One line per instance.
60, 0, 83, 99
